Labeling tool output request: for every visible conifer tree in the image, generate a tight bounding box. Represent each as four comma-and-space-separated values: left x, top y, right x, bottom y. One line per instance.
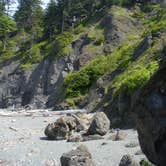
0, 15, 16, 50
0, 0, 6, 15
15, 0, 43, 32
43, 0, 59, 39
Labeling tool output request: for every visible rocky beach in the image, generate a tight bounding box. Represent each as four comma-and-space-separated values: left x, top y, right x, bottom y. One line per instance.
0, 110, 146, 166
0, 0, 166, 165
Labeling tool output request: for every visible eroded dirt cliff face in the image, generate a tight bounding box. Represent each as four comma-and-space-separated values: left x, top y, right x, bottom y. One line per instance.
132, 57, 166, 165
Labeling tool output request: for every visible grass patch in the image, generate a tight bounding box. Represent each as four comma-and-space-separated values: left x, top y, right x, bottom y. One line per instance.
54, 32, 74, 57
118, 61, 158, 96
111, 40, 162, 97
143, 6, 166, 35
18, 41, 43, 70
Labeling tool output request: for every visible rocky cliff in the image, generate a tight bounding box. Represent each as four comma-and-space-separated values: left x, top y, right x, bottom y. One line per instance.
0, 3, 165, 125
0, 57, 67, 108
0, 5, 142, 110
132, 55, 166, 165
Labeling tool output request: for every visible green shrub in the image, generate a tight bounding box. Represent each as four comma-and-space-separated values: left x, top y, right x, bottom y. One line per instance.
20, 63, 32, 70
141, 4, 161, 13
0, 34, 18, 62
74, 24, 84, 35
119, 61, 158, 95
132, 9, 145, 19
143, 7, 166, 35
140, 159, 152, 166
0, 15, 16, 50
54, 32, 74, 57
94, 35, 105, 45
64, 56, 108, 98
116, 42, 138, 70
18, 42, 42, 70
64, 71, 90, 98
66, 98, 76, 108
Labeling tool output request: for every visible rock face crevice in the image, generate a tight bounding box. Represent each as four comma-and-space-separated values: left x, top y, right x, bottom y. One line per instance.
132, 58, 166, 166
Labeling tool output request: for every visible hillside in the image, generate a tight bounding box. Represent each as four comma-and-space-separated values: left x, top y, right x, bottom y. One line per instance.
0, 1, 165, 126
1, 1, 166, 166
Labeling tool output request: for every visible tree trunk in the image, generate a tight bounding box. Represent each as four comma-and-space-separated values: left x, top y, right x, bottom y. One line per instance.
61, 10, 65, 33
3, 37, 7, 51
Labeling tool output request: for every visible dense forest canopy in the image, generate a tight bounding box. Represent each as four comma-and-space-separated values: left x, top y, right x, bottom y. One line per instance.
0, 0, 136, 54
0, 0, 164, 67
0, 0, 142, 38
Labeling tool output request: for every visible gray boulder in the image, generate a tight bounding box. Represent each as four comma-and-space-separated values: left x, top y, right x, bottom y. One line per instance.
87, 112, 110, 136
119, 155, 139, 166
44, 118, 70, 140
60, 145, 95, 166
44, 114, 88, 140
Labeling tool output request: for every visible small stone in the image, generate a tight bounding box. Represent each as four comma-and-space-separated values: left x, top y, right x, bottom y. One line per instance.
82, 135, 103, 142
135, 150, 143, 156
30, 148, 40, 154
125, 142, 139, 148
101, 142, 108, 146
119, 155, 139, 166
45, 159, 58, 166
9, 127, 18, 132
11, 119, 16, 123
67, 133, 83, 142
27, 153, 32, 157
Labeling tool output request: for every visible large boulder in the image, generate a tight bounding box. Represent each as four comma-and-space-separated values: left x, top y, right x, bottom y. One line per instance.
44, 114, 89, 140
87, 112, 110, 136
44, 118, 70, 140
60, 145, 95, 166
132, 58, 166, 166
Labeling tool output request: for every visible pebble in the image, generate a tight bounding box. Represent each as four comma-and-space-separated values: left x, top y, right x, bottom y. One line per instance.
135, 150, 143, 155
0, 159, 9, 165
30, 148, 40, 155
27, 153, 32, 157
125, 142, 139, 148
45, 159, 59, 166
9, 126, 18, 132
11, 119, 16, 123
101, 142, 108, 146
